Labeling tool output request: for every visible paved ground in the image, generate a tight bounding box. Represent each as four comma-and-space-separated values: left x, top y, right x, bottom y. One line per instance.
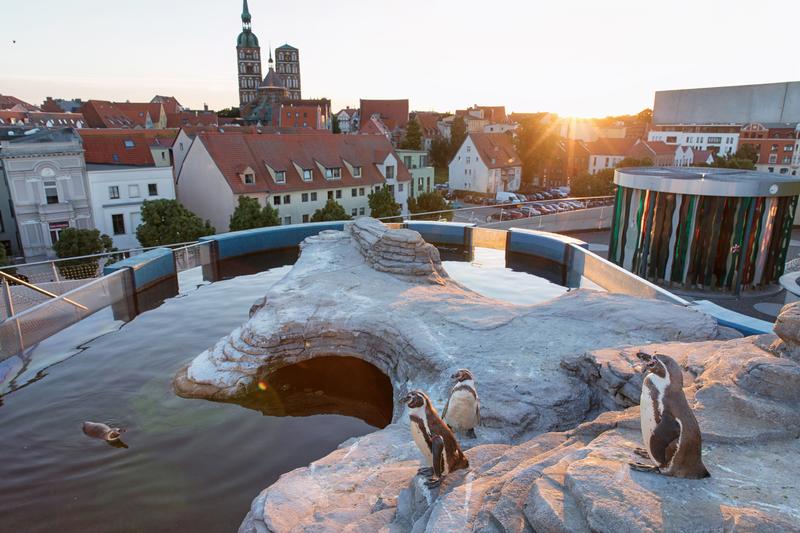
561, 228, 800, 322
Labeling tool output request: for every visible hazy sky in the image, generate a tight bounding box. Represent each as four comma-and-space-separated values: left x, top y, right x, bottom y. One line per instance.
2, 0, 799, 117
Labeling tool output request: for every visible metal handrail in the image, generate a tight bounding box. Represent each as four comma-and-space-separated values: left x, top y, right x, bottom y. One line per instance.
0, 270, 88, 311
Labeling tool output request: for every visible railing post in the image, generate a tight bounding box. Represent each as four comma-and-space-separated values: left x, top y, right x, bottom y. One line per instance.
51, 260, 60, 282
2, 276, 15, 318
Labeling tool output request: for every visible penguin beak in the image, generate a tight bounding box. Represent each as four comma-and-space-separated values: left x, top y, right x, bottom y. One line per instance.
450, 372, 458, 379
636, 351, 653, 363
399, 393, 412, 405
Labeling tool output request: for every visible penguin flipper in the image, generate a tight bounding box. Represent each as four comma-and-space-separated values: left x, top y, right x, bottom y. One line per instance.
441, 397, 450, 420
650, 414, 681, 466
431, 435, 445, 481
633, 447, 650, 459
417, 467, 433, 476
476, 403, 481, 426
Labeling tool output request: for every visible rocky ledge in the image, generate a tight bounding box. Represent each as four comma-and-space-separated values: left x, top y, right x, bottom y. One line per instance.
172, 219, 800, 532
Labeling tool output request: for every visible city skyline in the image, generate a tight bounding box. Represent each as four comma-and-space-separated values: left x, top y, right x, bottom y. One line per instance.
2, 0, 800, 117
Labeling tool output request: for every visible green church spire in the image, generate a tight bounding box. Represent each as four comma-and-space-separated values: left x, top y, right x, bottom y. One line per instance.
242, 0, 251, 26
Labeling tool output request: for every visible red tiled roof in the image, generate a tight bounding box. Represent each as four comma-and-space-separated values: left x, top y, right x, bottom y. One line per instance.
644, 141, 678, 156
359, 99, 409, 132
0, 110, 28, 124
584, 137, 635, 156
0, 94, 38, 111
27, 112, 85, 127
79, 131, 156, 166
198, 133, 411, 195
413, 112, 440, 136
337, 107, 359, 118
166, 111, 218, 128
469, 133, 520, 169
79, 100, 136, 128
79, 127, 178, 148
151, 95, 182, 114
115, 102, 165, 127
693, 149, 714, 163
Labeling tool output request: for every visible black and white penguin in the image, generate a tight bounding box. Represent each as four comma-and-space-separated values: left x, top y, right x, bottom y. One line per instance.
82, 421, 127, 448
401, 390, 469, 487
630, 352, 710, 479
442, 369, 480, 438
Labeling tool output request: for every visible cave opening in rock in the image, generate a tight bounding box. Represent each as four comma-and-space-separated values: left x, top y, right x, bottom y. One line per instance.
233, 356, 394, 428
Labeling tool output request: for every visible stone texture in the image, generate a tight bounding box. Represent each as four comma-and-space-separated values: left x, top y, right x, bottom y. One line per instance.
770, 301, 800, 362
170, 218, 798, 533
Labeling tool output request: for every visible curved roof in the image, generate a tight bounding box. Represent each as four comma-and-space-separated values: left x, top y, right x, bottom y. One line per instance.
615, 166, 800, 197
260, 67, 283, 89
237, 30, 259, 48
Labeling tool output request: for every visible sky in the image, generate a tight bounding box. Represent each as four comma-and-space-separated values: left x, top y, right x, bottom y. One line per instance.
2, 0, 800, 118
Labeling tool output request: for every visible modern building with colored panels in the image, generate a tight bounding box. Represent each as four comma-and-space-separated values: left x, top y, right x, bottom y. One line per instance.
608, 167, 800, 292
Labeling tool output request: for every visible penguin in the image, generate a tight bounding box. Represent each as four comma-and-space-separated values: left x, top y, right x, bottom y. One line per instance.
401, 390, 469, 488
442, 368, 480, 439
629, 352, 710, 479
82, 422, 127, 448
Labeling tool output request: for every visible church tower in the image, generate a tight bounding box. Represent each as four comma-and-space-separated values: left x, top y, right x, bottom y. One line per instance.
237, 0, 262, 109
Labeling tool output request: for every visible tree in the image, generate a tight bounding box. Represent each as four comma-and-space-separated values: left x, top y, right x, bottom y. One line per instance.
617, 157, 653, 168
332, 113, 341, 134
430, 136, 451, 170
229, 195, 280, 231
0, 245, 9, 268
401, 117, 422, 150
408, 191, 453, 221
570, 168, 615, 198
52, 228, 117, 279
449, 116, 468, 160
136, 199, 215, 247
217, 107, 241, 118
734, 144, 759, 165
310, 199, 351, 222
636, 108, 653, 124
368, 185, 401, 220
514, 113, 560, 188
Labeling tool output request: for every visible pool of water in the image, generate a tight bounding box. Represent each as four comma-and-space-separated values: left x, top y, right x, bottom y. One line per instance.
0, 247, 568, 532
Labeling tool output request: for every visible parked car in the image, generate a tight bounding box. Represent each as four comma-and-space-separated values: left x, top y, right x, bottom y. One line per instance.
519, 206, 541, 216
495, 191, 525, 205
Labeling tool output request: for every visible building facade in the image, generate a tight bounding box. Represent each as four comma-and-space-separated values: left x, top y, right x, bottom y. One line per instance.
647, 125, 739, 156
396, 149, 434, 199
739, 122, 799, 176
0, 129, 94, 259
584, 138, 634, 174
448, 133, 521, 194
237, 0, 262, 108
177, 133, 411, 231
275, 44, 301, 100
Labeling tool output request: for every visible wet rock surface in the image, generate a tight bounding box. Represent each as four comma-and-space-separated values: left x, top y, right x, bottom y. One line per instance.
171, 219, 798, 532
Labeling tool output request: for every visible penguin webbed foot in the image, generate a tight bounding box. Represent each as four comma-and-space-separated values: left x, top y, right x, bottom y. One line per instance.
633, 447, 650, 459
424, 477, 441, 488
629, 462, 660, 473
417, 467, 433, 476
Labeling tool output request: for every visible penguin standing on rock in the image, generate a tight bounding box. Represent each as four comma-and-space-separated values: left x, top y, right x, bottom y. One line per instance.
630, 352, 710, 479
401, 390, 469, 488
442, 369, 480, 439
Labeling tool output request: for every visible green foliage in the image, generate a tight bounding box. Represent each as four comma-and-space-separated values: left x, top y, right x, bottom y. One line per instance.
617, 157, 653, 168
52, 228, 117, 279
368, 185, 402, 220
0, 245, 8, 268
570, 168, 616, 197
430, 137, 451, 169
408, 191, 453, 221
136, 199, 215, 247
636, 108, 653, 124
310, 199, 351, 222
734, 144, 759, 165
229, 195, 280, 231
514, 113, 560, 187
217, 107, 241, 118
332, 113, 341, 134
401, 117, 422, 150
710, 156, 756, 170
450, 117, 468, 159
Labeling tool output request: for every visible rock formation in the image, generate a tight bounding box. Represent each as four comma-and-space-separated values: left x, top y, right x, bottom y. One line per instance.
171, 219, 799, 532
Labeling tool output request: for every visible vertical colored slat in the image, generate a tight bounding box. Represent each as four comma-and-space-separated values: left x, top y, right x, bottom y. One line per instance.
664, 194, 682, 284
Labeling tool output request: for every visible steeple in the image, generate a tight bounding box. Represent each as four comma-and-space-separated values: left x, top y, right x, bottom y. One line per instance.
268, 47, 274, 68
241, 0, 251, 29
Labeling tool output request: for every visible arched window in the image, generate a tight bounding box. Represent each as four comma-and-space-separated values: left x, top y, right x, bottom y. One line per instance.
292, 53, 297, 61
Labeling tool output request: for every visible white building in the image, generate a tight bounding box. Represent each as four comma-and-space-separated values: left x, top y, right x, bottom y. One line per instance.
86, 165, 175, 249
177, 133, 411, 232
484, 123, 518, 135
336, 108, 359, 133
448, 133, 521, 194
0, 128, 94, 259
396, 149, 434, 199
647, 127, 739, 156
584, 138, 635, 174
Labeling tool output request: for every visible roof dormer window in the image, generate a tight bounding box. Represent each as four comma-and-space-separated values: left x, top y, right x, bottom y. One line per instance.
124, 140, 135, 149
241, 167, 256, 184
325, 167, 341, 180
353, 166, 362, 178
275, 170, 286, 184
302, 169, 313, 181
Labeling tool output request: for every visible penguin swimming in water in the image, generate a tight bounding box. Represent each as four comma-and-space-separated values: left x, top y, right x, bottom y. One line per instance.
630, 352, 710, 479
401, 390, 469, 488
442, 369, 480, 439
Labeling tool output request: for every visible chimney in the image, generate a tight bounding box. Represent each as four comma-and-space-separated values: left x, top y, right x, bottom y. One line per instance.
204, 103, 209, 111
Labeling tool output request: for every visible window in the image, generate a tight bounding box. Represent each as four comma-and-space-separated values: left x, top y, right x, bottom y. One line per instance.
275, 171, 286, 183
325, 167, 341, 179
302, 214, 309, 223
783, 156, 792, 164
283, 194, 291, 204
399, 183, 404, 192
772, 144, 779, 152
785, 145, 794, 152
335, 190, 342, 199
273, 195, 281, 205
244, 172, 255, 184
109, 186, 120, 199
466, 145, 471, 152
707, 137, 722, 144
404, 156, 412, 168
148, 183, 158, 196
466, 156, 470, 164
385, 166, 395, 179
303, 169, 313, 181
124, 139, 135, 149
310, 192, 317, 201
112, 214, 126, 235
768, 167, 775, 173
283, 216, 291, 225
351, 208, 358, 216
128, 184, 140, 198
780, 168, 789, 174
327, 191, 334, 200
666, 136, 677, 143
44, 180, 59, 204
302, 192, 309, 202
48, 221, 69, 243
359, 187, 365, 196
769, 154, 777, 164
352, 166, 361, 177
351, 188, 358, 197
359, 207, 365, 216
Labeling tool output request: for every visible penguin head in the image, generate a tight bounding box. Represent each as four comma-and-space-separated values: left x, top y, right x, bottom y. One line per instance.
451, 369, 474, 382
400, 390, 428, 409
637, 351, 668, 379
106, 428, 125, 441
